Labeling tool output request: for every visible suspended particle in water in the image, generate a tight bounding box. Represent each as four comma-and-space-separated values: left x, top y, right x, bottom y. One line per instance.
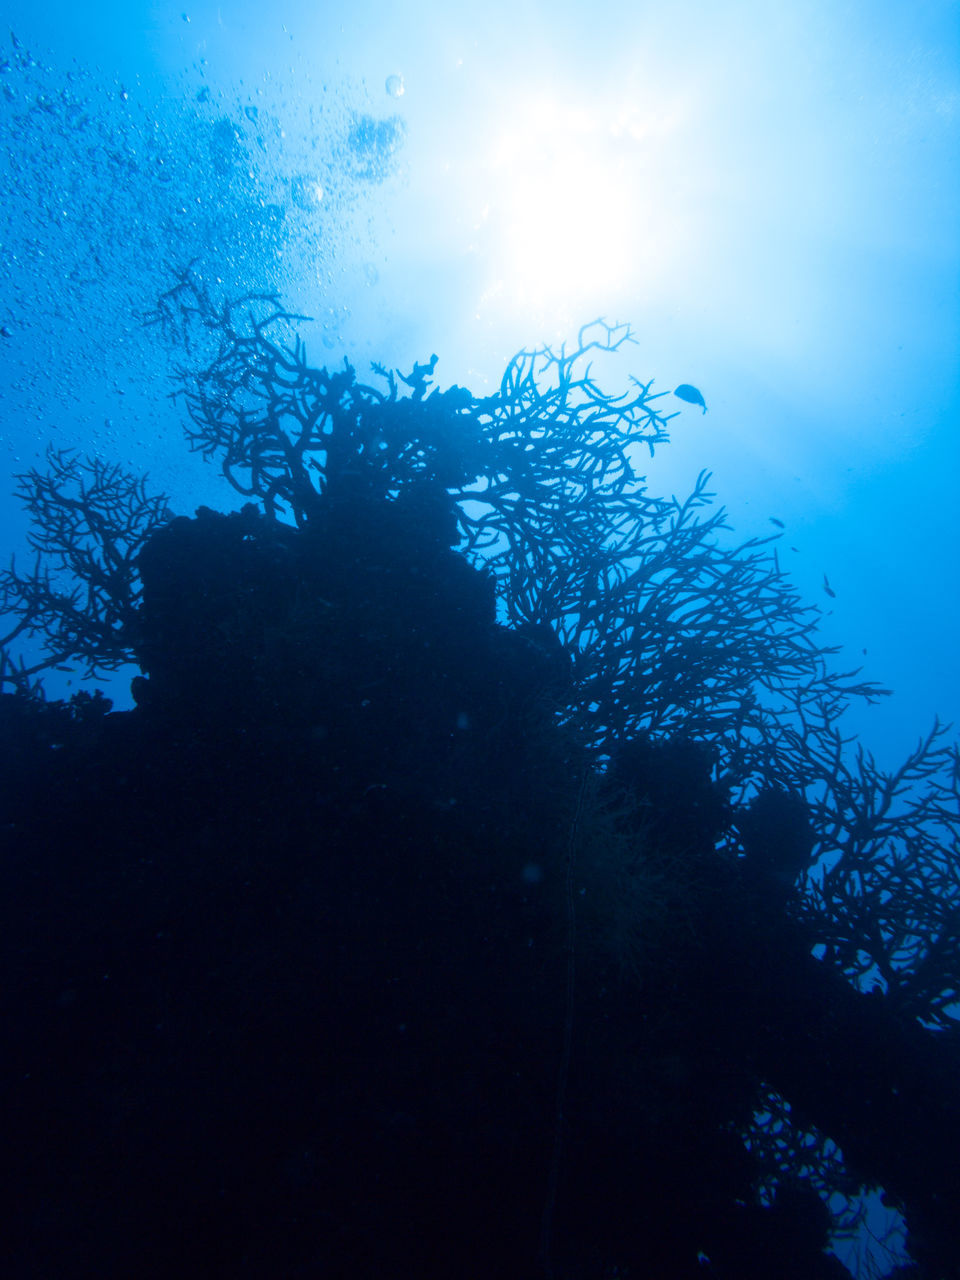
385, 73, 404, 98
290, 174, 324, 210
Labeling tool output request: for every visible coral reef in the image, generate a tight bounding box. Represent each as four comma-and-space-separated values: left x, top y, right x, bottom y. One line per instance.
0, 281, 958, 1277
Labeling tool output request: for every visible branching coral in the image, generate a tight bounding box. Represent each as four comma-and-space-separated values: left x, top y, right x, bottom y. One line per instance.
795, 718, 960, 1028
148, 272, 960, 1056
0, 447, 172, 681
3, 270, 949, 1050
150, 268, 887, 769
3, 269, 959, 1273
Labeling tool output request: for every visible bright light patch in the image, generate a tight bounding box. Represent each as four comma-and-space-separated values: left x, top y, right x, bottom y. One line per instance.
474, 94, 682, 325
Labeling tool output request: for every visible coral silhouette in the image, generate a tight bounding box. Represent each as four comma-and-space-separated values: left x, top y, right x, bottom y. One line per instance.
0, 277, 957, 1278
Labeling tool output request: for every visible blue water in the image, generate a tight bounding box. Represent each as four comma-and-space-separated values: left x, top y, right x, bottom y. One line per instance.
0, 6, 957, 1274
2, 1, 957, 763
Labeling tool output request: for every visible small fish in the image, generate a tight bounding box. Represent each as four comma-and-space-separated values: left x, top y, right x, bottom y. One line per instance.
822, 574, 836, 599
674, 384, 707, 413
769, 517, 785, 529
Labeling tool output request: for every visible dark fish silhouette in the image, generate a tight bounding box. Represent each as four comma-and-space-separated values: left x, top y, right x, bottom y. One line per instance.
674, 384, 707, 413
769, 517, 785, 529
823, 574, 836, 599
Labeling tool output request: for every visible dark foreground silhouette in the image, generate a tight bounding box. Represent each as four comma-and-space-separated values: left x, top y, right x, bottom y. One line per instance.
1, 284, 958, 1277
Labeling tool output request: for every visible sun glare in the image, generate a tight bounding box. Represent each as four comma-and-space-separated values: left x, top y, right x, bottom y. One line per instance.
473, 93, 681, 327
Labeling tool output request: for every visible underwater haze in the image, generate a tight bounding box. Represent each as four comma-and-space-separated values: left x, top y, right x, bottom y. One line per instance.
1, 0, 957, 763
0, 3, 958, 1277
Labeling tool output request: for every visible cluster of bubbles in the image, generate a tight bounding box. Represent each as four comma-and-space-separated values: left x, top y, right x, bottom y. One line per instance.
0, 29, 408, 488
0, 28, 410, 695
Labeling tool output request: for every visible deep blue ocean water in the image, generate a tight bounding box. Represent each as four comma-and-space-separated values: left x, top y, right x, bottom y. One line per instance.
0, 4, 957, 1276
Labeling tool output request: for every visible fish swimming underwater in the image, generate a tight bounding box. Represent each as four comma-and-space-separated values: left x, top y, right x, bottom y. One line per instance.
674, 384, 707, 413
